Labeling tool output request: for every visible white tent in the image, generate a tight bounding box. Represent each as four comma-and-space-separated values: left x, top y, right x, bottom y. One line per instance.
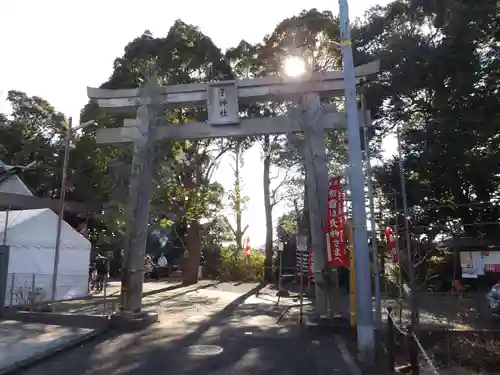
0, 208, 91, 306
0, 163, 33, 196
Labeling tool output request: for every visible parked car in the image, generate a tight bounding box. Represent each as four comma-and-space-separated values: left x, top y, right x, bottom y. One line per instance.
486, 283, 500, 316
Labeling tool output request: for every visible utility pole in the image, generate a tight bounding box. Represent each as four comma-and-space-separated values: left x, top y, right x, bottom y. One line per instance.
392, 192, 404, 298
338, 0, 375, 361
120, 75, 161, 316
362, 95, 381, 329
51, 117, 72, 306
396, 125, 417, 327
52, 117, 95, 307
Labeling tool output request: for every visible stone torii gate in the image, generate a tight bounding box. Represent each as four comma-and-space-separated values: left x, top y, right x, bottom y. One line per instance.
87, 60, 379, 322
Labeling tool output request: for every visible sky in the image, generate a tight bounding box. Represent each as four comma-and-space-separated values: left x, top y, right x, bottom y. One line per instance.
0, 0, 393, 247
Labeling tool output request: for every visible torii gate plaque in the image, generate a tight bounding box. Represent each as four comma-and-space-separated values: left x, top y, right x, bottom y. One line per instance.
87, 60, 379, 321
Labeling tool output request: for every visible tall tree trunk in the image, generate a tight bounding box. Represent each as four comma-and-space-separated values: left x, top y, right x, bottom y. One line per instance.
183, 219, 201, 285
234, 151, 243, 250
181, 166, 202, 286
231, 141, 246, 251
263, 136, 273, 281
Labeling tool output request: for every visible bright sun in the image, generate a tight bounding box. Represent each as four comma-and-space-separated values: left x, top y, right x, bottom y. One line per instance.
283, 56, 306, 78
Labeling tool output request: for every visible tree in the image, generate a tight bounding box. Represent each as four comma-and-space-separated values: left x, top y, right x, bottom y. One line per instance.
257, 9, 352, 255
226, 141, 249, 251
366, 0, 500, 243
262, 135, 292, 279
276, 211, 299, 244
360, 0, 500, 327
80, 21, 236, 285
0, 91, 65, 197
200, 215, 233, 250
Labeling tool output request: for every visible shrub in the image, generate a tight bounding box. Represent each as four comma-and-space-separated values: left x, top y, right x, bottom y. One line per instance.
217, 247, 265, 282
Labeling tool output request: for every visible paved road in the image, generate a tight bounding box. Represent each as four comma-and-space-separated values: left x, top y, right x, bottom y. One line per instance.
16, 283, 354, 375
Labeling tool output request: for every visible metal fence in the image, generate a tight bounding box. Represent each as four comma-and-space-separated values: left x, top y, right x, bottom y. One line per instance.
4, 272, 90, 310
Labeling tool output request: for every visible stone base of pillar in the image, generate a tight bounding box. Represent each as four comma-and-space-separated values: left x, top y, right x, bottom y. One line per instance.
109, 310, 159, 331
304, 313, 349, 333
276, 289, 290, 297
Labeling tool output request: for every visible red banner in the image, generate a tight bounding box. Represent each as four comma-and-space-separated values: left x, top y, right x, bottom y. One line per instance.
326, 176, 348, 267
244, 237, 251, 256
384, 227, 398, 264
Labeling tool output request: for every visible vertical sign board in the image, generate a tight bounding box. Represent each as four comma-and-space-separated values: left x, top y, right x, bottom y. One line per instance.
326, 176, 348, 267
0, 245, 10, 311
207, 81, 240, 126
296, 235, 311, 281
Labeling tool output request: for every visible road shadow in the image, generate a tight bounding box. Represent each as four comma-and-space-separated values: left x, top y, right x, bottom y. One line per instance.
18, 282, 326, 375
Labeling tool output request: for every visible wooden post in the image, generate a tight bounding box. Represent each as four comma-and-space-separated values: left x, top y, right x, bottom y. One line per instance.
407, 325, 420, 375
387, 307, 395, 372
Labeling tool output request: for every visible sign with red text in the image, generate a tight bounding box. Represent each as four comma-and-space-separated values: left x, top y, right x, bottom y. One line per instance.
326, 176, 347, 267
384, 227, 398, 264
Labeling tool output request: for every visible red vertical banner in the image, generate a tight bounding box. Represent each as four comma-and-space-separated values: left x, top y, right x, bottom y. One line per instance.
244, 237, 251, 256
326, 176, 348, 267
384, 227, 398, 264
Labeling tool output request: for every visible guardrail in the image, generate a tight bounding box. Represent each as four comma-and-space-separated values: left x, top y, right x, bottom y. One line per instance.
387, 306, 440, 375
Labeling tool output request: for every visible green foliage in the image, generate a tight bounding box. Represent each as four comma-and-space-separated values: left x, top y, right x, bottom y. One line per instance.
5, 2, 500, 286
216, 248, 265, 282
370, 0, 500, 244
276, 211, 299, 243
0, 91, 65, 197
200, 216, 233, 249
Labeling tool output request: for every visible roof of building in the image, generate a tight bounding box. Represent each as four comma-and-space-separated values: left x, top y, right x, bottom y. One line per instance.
438, 236, 500, 251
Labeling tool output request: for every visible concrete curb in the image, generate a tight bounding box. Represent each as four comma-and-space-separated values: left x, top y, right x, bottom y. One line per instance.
334, 335, 363, 375
0, 328, 109, 375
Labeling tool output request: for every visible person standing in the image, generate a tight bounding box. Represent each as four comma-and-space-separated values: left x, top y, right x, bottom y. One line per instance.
144, 255, 155, 281
157, 253, 168, 278
95, 254, 108, 292
88, 259, 96, 292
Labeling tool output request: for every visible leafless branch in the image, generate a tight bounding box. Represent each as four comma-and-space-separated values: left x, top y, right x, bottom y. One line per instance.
204, 162, 217, 183
224, 216, 237, 237
269, 173, 280, 181
413, 248, 434, 268
271, 169, 290, 207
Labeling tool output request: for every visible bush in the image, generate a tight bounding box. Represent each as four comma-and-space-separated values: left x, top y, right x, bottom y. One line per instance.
217, 247, 265, 282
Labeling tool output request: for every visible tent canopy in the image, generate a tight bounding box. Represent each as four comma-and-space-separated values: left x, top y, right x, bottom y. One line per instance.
0, 208, 91, 250
0, 164, 33, 196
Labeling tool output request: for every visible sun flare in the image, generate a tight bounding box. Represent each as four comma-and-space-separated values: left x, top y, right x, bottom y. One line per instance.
283, 56, 306, 78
